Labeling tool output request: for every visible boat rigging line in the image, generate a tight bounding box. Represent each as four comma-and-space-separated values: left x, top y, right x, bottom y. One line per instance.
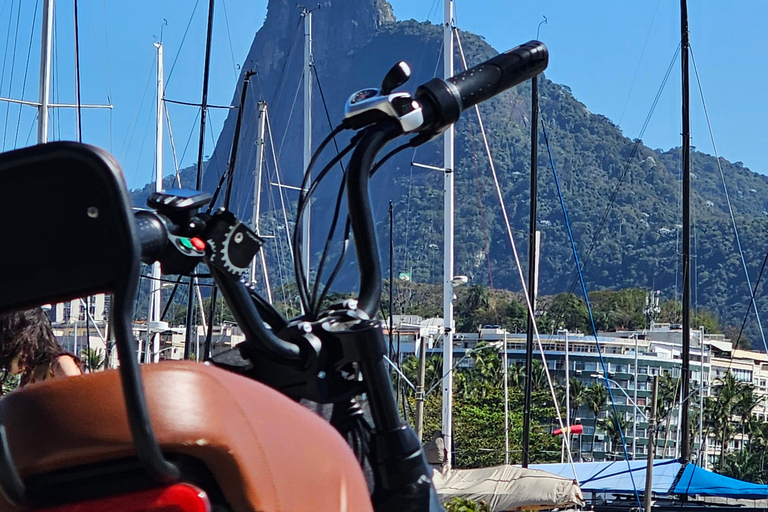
554, 44, 682, 323
540, 118, 640, 506
73, 0, 82, 141
731, 251, 768, 354
451, 27, 580, 482
689, 46, 768, 353
0, 0, 25, 149
164, 0, 201, 87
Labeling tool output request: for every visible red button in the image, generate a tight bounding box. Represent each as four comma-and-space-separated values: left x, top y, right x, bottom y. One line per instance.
190, 237, 206, 250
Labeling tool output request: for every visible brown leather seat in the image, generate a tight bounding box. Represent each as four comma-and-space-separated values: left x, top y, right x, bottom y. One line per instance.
0, 361, 373, 512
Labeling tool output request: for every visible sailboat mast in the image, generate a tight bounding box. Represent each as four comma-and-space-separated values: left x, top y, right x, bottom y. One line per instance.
301, 8, 313, 280
195, 0, 215, 189
186, 0, 215, 361
522, 74, 540, 468
251, 100, 273, 302
37, 0, 54, 143
441, 0, 455, 471
150, 41, 164, 363
680, 0, 692, 463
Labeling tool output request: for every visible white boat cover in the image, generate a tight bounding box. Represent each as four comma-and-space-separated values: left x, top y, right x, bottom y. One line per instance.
432, 464, 585, 511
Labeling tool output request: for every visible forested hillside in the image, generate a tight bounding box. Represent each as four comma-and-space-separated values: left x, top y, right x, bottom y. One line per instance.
132, 0, 768, 347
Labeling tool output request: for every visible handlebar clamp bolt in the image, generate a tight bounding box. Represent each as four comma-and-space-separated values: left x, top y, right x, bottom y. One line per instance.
299, 321, 313, 333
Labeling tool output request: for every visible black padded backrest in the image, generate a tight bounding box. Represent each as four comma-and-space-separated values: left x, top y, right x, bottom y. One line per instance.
0, 142, 138, 314
0, 142, 178, 508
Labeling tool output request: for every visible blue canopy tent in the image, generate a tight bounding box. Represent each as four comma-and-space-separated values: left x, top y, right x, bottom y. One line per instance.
674, 463, 768, 498
531, 460, 768, 499
530, 459, 681, 495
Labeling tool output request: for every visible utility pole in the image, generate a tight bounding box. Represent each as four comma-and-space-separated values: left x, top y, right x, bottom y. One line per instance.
645, 376, 659, 512
301, 7, 313, 280
415, 334, 427, 443
565, 329, 570, 460
633, 333, 638, 458
149, 41, 164, 364
441, 0, 455, 470
503, 329, 509, 464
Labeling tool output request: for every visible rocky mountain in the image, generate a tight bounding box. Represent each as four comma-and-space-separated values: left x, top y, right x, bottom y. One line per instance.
134, 0, 768, 345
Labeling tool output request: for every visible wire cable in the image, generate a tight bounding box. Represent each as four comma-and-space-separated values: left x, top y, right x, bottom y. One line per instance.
310, 176, 349, 313
266, 110, 296, 267
165, 0, 202, 87
690, 47, 768, 353
732, 250, 768, 351
557, 44, 682, 321
13, 0, 39, 148
542, 120, 641, 506
2, 0, 23, 150
219, 0, 241, 82
294, 133, 354, 314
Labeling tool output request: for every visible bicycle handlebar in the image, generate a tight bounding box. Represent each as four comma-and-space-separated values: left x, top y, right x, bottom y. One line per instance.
415, 40, 548, 136
351, 41, 548, 316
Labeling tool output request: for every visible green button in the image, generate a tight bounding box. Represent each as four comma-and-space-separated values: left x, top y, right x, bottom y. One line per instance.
179, 238, 193, 249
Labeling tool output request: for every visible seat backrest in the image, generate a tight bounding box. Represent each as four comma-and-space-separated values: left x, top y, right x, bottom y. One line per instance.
0, 142, 177, 507
0, 142, 136, 312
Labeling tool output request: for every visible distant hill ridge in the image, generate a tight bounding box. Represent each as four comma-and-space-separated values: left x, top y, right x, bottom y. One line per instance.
131, 0, 768, 346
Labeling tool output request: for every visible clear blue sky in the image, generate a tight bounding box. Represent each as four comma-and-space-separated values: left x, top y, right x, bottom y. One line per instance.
1, 1, 767, 190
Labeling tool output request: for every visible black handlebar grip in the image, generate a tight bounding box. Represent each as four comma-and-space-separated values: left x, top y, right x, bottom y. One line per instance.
134, 210, 168, 264
450, 40, 548, 110
415, 40, 548, 135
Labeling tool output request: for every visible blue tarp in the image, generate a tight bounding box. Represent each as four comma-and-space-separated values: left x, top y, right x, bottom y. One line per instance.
530, 459, 681, 494
674, 463, 768, 498
532, 460, 768, 499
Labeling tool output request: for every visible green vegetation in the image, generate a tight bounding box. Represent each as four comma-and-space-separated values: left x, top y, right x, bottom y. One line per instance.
403, 346, 560, 468
443, 497, 491, 512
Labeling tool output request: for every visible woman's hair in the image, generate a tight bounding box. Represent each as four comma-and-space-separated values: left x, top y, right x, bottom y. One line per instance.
0, 307, 64, 383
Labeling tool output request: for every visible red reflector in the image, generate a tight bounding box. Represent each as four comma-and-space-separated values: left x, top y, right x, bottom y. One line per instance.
32, 483, 211, 512
190, 237, 206, 250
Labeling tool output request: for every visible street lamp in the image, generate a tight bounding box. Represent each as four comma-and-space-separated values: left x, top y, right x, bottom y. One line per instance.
591, 374, 649, 420
592, 373, 648, 460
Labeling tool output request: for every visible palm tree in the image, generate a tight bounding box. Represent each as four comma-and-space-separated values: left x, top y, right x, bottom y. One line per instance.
586, 382, 609, 459
734, 384, 761, 453
81, 347, 105, 371
709, 372, 746, 470
508, 364, 525, 389
569, 378, 587, 421
530, 360, 546, 389
657, 372, 679, 454
604, 412, 630, 456
568, 378, 588, 456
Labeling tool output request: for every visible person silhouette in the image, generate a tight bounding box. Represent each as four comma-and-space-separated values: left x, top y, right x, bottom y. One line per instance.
0, 307, 81, 388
